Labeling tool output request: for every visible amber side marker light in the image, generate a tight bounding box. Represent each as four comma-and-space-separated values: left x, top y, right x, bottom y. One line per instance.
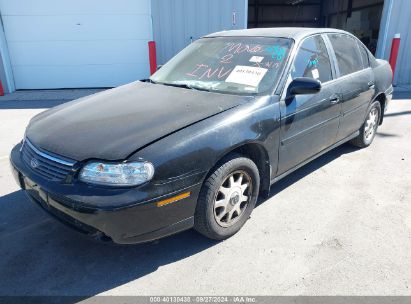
156, 191, 191, 207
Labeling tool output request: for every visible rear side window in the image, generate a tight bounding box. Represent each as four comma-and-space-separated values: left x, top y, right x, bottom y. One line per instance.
328, 34, 363, 76
357, 41, 370, 69
291, 35, 332, 83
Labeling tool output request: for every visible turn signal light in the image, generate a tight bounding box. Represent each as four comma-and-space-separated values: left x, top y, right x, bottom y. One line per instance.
156, 192, 191, 207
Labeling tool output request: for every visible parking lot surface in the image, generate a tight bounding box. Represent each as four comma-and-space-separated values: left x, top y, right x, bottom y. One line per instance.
0, 92, 410, 297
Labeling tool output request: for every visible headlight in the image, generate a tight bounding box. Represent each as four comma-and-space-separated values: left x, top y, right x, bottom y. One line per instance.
79, 161, 154, 186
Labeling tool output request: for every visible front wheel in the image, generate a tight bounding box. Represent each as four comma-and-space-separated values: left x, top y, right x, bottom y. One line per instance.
350, 101, 381, 148
194, 155, 260, 240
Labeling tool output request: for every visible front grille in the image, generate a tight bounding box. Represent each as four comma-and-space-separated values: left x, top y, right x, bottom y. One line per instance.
21, 139, 76, 181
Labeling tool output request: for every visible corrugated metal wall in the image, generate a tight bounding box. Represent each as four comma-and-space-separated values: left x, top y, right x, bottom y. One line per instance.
151, 0, 247, 65
377, 0, 411, 85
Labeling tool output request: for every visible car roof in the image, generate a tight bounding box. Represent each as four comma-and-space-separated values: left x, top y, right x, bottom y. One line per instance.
204, 27, 349, 41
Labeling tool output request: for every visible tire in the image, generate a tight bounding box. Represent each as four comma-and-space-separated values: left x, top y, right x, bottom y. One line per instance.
194, 154, 260, 240
349, 101, 381, 148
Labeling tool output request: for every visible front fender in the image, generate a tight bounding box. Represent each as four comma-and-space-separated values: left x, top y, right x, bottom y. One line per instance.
130, 96, 281, 189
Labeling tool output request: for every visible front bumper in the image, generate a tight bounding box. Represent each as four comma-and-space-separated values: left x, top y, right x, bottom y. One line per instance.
10, 143, 202, 244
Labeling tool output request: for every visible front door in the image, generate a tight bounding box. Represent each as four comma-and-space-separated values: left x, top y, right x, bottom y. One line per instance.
277, 35, 340, 175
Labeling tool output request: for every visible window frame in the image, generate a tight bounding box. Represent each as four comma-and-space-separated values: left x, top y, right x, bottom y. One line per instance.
356, 39, 370, 69
325, 33, 368, 79
277, 33, 336, 99
290, 34, 334, 83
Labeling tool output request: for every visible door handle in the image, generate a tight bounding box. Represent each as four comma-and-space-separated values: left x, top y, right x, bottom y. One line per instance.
368, 81, 375, 89
329, 94, 340, 104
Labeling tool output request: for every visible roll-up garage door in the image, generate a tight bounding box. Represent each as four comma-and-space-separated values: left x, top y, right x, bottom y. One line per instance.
0, 0, 152, 89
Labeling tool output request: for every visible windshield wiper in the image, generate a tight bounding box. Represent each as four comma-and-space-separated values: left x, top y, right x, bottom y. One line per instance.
140, 79, 158, 84
160, 82, 211, 92
145, 80, 257, 95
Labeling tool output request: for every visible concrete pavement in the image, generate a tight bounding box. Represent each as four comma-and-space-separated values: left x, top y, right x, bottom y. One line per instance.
0, 91, 410, 297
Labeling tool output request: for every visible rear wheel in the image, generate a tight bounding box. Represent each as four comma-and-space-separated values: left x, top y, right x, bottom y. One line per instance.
194, 155, 260, 240
350, 101, 381, 148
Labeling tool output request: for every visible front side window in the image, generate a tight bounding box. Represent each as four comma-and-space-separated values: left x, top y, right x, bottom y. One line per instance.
291, 35, 332, 83
151, 37, 293, 95
328, 34, 364, 76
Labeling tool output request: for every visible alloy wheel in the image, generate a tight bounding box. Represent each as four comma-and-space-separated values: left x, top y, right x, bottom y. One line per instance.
213, 170, 252, 228
364, 107, 379, 141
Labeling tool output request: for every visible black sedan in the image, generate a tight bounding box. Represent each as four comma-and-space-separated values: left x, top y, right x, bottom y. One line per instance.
10, 28, 393, 244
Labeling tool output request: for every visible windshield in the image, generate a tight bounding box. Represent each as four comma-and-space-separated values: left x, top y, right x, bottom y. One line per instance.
150, 37, 293, 95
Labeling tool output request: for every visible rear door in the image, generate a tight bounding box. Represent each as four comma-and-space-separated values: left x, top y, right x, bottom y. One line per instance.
326, 34, 375, 141
277, 34, 340, 175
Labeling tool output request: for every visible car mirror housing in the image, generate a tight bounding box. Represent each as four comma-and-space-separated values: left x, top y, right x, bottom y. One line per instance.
287, 77, 321, 96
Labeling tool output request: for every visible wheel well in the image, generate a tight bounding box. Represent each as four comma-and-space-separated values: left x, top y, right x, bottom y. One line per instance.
374, 93, 386, 124
210, 143, 271, 198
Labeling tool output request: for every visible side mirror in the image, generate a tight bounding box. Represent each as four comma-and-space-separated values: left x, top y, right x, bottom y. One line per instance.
287, 77, 321, 96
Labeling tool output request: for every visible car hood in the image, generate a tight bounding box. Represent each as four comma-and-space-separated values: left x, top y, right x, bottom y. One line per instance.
26, 81, 251, 161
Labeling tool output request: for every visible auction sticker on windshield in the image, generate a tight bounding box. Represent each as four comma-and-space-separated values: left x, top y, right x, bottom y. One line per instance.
249, 56, 264, 63
225, 65, 268, 87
